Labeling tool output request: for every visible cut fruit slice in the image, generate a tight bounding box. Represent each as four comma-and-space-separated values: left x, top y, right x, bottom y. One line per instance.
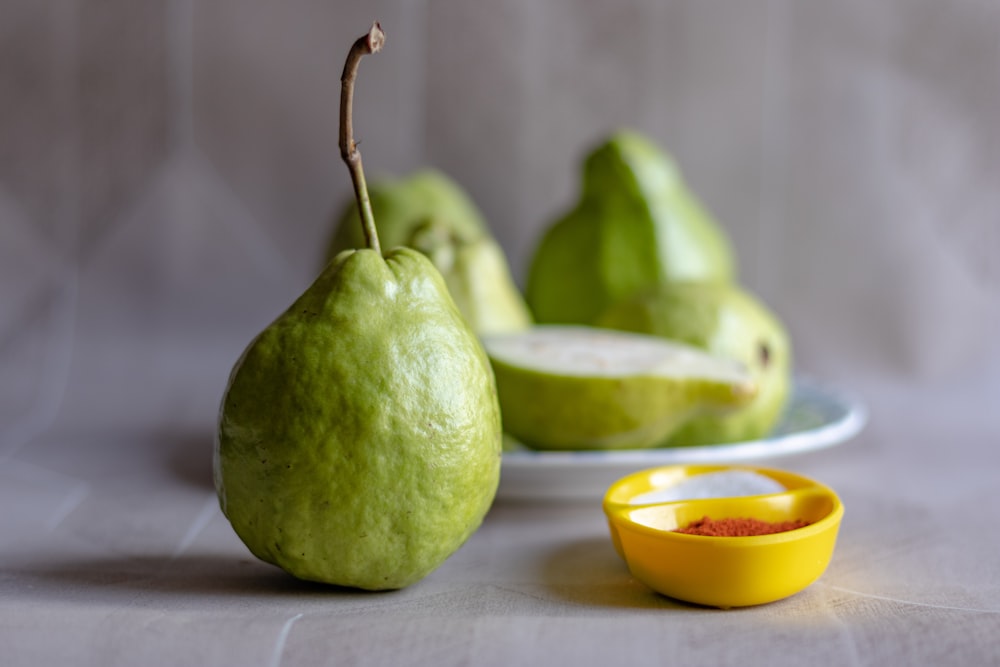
481, 326, 758, 451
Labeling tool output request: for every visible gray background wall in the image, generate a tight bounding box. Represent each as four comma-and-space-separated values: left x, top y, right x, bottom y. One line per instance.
2, 1, 998, 448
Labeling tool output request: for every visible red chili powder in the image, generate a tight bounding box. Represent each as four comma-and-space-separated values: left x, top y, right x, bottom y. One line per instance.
675, 516, 811, 537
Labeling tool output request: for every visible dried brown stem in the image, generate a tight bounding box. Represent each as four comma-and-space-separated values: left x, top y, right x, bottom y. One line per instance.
339, 22, 385, 254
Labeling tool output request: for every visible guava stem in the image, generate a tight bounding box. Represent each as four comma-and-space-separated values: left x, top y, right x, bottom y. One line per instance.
339, 22, 385, 255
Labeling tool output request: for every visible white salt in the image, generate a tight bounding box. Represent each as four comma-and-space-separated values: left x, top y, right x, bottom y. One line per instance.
629, 470, 785, 504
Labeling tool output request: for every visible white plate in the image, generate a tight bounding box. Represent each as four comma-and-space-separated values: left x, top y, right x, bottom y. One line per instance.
497, 377, 867, 501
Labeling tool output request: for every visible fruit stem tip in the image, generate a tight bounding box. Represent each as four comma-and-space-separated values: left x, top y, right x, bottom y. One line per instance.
366, 21, 385, 53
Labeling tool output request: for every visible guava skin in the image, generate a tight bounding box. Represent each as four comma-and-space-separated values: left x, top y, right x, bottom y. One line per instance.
326, 170, 533, 334
411, 227, 532, 335
489, 356, 753, 451
328, 170, 487, 254
598, 282, 791, 446
215, 247, 502, 590
482, 326, 757, 452
526, 130, 735, 325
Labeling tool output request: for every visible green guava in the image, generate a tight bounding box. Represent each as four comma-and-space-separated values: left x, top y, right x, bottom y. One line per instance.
216, 248, 502, 589
597, 282, 791, 445
327, 169, 532, 334
215, 24, 501, 591
526, 130, 735, 325
481, 326, 756, 451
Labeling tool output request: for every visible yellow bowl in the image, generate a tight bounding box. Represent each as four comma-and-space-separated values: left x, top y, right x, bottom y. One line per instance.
603, 465, 843, 608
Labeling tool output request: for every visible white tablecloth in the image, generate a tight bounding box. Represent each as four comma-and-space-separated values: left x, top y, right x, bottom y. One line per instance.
3, 338, 999, 665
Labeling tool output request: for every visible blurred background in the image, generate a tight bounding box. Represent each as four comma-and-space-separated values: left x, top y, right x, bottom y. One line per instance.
2, 0, 998, 459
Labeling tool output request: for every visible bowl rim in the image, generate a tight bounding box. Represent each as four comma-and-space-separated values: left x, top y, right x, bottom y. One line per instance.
603, 464, 844, 546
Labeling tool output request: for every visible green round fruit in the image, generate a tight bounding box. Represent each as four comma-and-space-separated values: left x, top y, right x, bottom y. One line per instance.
482, 326, 756, 451
328, 169, 487, 253
216, 248, 502, 590
598, 282, 791, 446
327, 169, 532, 335
526, 130, 735, 325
